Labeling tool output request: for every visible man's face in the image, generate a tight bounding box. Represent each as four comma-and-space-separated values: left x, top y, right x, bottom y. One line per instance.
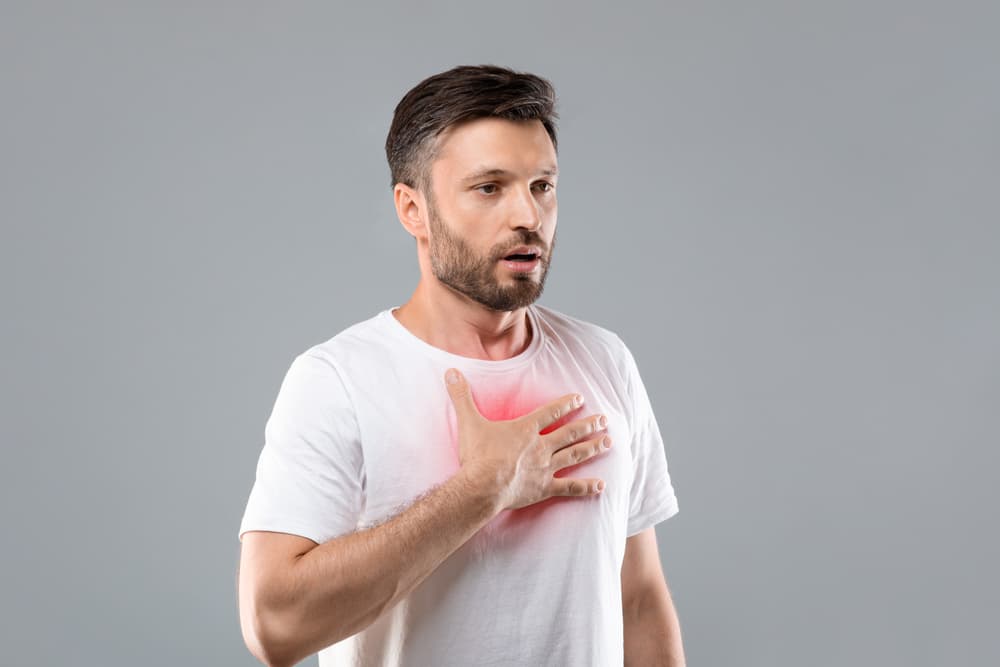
423, 117, 558, 313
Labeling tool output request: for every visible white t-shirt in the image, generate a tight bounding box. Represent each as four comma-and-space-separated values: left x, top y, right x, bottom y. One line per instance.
238, 303, 680, 666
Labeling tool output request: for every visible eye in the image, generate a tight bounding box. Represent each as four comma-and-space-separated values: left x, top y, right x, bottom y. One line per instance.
475, 183, 499, 195
534, 181, 554, 193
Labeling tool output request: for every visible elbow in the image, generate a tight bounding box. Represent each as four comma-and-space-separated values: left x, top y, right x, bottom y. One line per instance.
244, 614, 298, 667
247, 609, 358, 667
237, 555, 367, 665
256, 645, 296, 667
240, 591, 303, 667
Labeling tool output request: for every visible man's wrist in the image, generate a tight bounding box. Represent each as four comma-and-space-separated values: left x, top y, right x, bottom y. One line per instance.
458, 462, 509, 514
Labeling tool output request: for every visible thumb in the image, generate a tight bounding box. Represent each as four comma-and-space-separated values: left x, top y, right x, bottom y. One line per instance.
444, 368, 479, 418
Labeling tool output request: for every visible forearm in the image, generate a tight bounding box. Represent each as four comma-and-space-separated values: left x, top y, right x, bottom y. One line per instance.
258, 465, 503, 666
623, 584, 686, 667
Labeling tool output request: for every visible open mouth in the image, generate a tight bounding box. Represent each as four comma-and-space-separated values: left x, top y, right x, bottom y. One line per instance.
500, 253, 541, 273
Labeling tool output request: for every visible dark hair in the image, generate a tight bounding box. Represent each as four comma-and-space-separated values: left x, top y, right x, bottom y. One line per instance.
385, 64, 559, 194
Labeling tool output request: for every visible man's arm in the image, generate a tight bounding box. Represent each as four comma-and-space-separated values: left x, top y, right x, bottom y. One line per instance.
240, 464, 503, 667
622, 528, 686, 667
239, 370, 608, 667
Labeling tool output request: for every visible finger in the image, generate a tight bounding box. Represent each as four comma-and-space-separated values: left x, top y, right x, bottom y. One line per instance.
545, 414, 606, 453
444, 368, 481, 420
529, 392, 584, 432
550, 476, 605, 497
551, 434, 611, 471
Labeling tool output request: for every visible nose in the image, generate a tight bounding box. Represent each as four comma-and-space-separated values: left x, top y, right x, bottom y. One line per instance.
509, 184, 542, 231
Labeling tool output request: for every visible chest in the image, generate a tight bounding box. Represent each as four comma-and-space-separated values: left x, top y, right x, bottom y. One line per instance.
350, 361, 635, 540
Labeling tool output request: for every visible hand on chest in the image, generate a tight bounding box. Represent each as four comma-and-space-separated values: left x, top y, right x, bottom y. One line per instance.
357, 369, 633, 528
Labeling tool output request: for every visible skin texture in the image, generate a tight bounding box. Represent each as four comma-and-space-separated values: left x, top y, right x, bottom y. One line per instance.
237, 116, 684, 666
392, 117, 558, 360
425, 169, 558, 314
622, 527, 687, 666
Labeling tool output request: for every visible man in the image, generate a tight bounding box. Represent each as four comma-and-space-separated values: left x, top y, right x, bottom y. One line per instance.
237, 64, 684, 667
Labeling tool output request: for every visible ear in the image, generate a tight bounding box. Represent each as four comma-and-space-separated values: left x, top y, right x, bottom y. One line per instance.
394, 183, 428, 242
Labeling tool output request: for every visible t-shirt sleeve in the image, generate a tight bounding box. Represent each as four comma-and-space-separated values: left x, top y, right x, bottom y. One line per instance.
617, 336, 680, 537
238, 351, 365, 545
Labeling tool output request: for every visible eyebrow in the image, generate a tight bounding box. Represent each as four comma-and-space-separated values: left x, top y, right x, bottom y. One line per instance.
461, 166, 558, 183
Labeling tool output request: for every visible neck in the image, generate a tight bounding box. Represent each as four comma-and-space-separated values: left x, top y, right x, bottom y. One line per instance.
392, 278, 533, 361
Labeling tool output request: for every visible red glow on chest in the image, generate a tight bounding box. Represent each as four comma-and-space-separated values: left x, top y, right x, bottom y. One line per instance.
473, 386, 583, 435
458, 384, 604, 536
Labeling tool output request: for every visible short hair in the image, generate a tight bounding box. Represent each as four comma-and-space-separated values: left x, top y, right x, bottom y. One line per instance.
384, 64, 559, 195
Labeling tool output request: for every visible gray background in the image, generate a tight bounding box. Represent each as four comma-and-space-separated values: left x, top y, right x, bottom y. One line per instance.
2, 1, 997, 665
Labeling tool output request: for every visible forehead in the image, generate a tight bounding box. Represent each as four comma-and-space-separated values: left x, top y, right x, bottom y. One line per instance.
431, 117, 557, 182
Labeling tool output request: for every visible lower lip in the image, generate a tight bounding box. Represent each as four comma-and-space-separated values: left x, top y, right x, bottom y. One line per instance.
500, 257, 540, 272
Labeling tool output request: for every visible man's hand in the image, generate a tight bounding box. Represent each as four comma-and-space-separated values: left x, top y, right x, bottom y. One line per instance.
444, 367, 611, 510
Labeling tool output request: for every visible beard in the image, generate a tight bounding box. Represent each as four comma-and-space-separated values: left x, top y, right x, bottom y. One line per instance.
426, 194, 555, 313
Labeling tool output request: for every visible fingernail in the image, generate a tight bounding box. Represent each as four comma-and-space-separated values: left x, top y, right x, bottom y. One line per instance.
446, 369, 459, 384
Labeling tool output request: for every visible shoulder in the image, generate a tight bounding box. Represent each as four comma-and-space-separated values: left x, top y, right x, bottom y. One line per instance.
533, 303, 625, 346
269, 310, 392, 405
532, 303, 632, 375
295, 310, 392, 373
